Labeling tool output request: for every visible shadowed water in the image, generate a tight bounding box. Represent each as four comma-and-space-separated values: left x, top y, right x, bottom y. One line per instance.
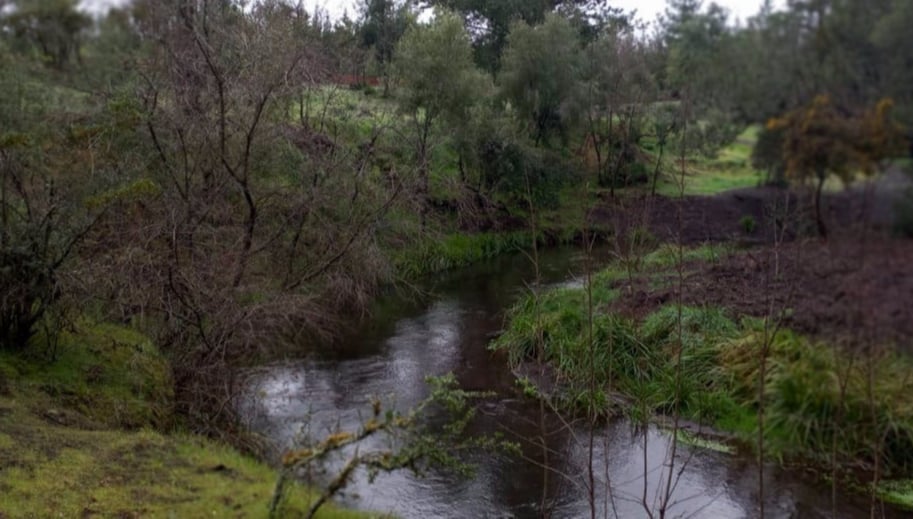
241, 247, 901, 518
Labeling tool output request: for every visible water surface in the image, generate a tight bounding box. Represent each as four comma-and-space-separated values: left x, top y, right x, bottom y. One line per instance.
242, 247, 900, 518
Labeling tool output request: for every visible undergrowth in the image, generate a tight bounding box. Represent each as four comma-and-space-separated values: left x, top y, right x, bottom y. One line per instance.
394, 231, 535, 278
0, 398, 372, 518
492, 254, 913, 481
0, 319, 173, 429
0, 321, 378, 518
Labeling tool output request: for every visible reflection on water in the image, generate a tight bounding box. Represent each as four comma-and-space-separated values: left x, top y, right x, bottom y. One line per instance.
241, 247, 896, 519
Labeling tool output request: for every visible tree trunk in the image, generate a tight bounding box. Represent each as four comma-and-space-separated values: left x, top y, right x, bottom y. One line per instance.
815, 173, 828, 239
607, 109, 615, 198
233, 182, 257, 287
651, 142, 665, 197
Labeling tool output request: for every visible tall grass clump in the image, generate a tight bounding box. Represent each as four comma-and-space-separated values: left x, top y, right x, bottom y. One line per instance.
493, 281, 913, 478
393, 231, 535, 278
720, 323, 913, 476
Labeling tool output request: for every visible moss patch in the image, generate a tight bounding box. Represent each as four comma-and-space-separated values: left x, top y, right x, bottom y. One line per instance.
0, 320, 378, 518
0, 320, 172, 429
0, 397, 372, 518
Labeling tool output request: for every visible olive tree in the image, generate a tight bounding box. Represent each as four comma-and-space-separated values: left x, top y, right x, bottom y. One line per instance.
499, 13, 583, 148
394, 10, 486, 226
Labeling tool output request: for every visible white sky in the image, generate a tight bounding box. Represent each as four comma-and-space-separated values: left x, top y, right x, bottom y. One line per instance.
308, 0, 785, 25
82, 0, 784, 25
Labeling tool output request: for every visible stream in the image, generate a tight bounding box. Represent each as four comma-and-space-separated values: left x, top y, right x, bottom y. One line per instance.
240, 247, 903, 518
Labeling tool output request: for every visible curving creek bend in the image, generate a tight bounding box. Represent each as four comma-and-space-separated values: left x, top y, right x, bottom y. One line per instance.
240, 247, 904, 519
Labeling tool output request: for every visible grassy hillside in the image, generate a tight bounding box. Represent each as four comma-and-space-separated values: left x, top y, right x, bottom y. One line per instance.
0, 323, 376, 518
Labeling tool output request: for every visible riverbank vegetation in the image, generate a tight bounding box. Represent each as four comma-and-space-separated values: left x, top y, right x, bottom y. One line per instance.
2, 0, 912, 515
493, 250, 913, 477
0, 324, 372, 518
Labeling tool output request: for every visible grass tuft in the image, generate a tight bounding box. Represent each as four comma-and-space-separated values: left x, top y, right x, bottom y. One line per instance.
493, 253, 913, 482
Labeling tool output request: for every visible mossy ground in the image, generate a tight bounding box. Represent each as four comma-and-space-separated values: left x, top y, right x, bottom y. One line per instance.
0, 322, 377, 518
0, 320, 173, 429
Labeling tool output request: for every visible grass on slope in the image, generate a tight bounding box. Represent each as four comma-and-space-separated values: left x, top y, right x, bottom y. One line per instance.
0, 398, 370, 518
0, 321, 379, 518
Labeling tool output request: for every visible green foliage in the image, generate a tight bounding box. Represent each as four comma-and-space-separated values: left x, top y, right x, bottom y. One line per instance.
500, 14, 583, 146
423, 0, 581, 71
0, 238, 59, 350
0, 320, 172, 429
394, 231, 533, 278
1, 0, 91, 69
751, 125, 787, 186
877, 479, 913, 510
663, 1, 737, 113
394, 10, 484, 126
894, 169, 913, 237
359, 0, 413, 81
494, 255, 913, 477
770, 96, 906, 187
650, 124, 764, 197
478, 140, 581, 208
739, 215, 756, 234
641, 243, 731, 270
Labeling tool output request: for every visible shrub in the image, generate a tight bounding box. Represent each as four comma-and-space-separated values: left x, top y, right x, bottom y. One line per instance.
1, 230, 61, 351
740, 215, 757, 234
751, 125, 787, 187
477, 138, 579, 209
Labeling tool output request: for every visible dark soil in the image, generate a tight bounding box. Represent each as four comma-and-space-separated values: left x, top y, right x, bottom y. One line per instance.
590, 186, 801, 245
595, 175, 913, 350
611, 236, 913, 351
591, 169, 911, 246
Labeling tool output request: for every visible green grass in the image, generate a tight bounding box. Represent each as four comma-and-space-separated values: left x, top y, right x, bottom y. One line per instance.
0, 320, 173, 429
641, 242, 733, 269
393, 230, 535, 278
877, 480, 913, 510
674, 429, 734, 454
0, 322, 378, 518
0, 398, 372, 518
492, 252, 913, 481
652, 125, 765, 197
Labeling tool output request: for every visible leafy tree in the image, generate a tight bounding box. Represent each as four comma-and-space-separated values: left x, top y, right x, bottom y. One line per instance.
663, 0, 736, 111
394, 9, 486, 226
359, 0, 412, 94
424, 0, 592, 70
583, 27, 655, 191
0, 40, 108, 350
871, 0, 913, 142
1, 0, 90, 69
769, 95, 906, 237
751, 125, 787, 186
499, 13, 583, 147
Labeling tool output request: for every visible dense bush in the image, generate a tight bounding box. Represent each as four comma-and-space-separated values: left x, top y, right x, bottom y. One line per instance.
478, 137, 580, 209
751, 125, 787, 187
0, 240, 58, 350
